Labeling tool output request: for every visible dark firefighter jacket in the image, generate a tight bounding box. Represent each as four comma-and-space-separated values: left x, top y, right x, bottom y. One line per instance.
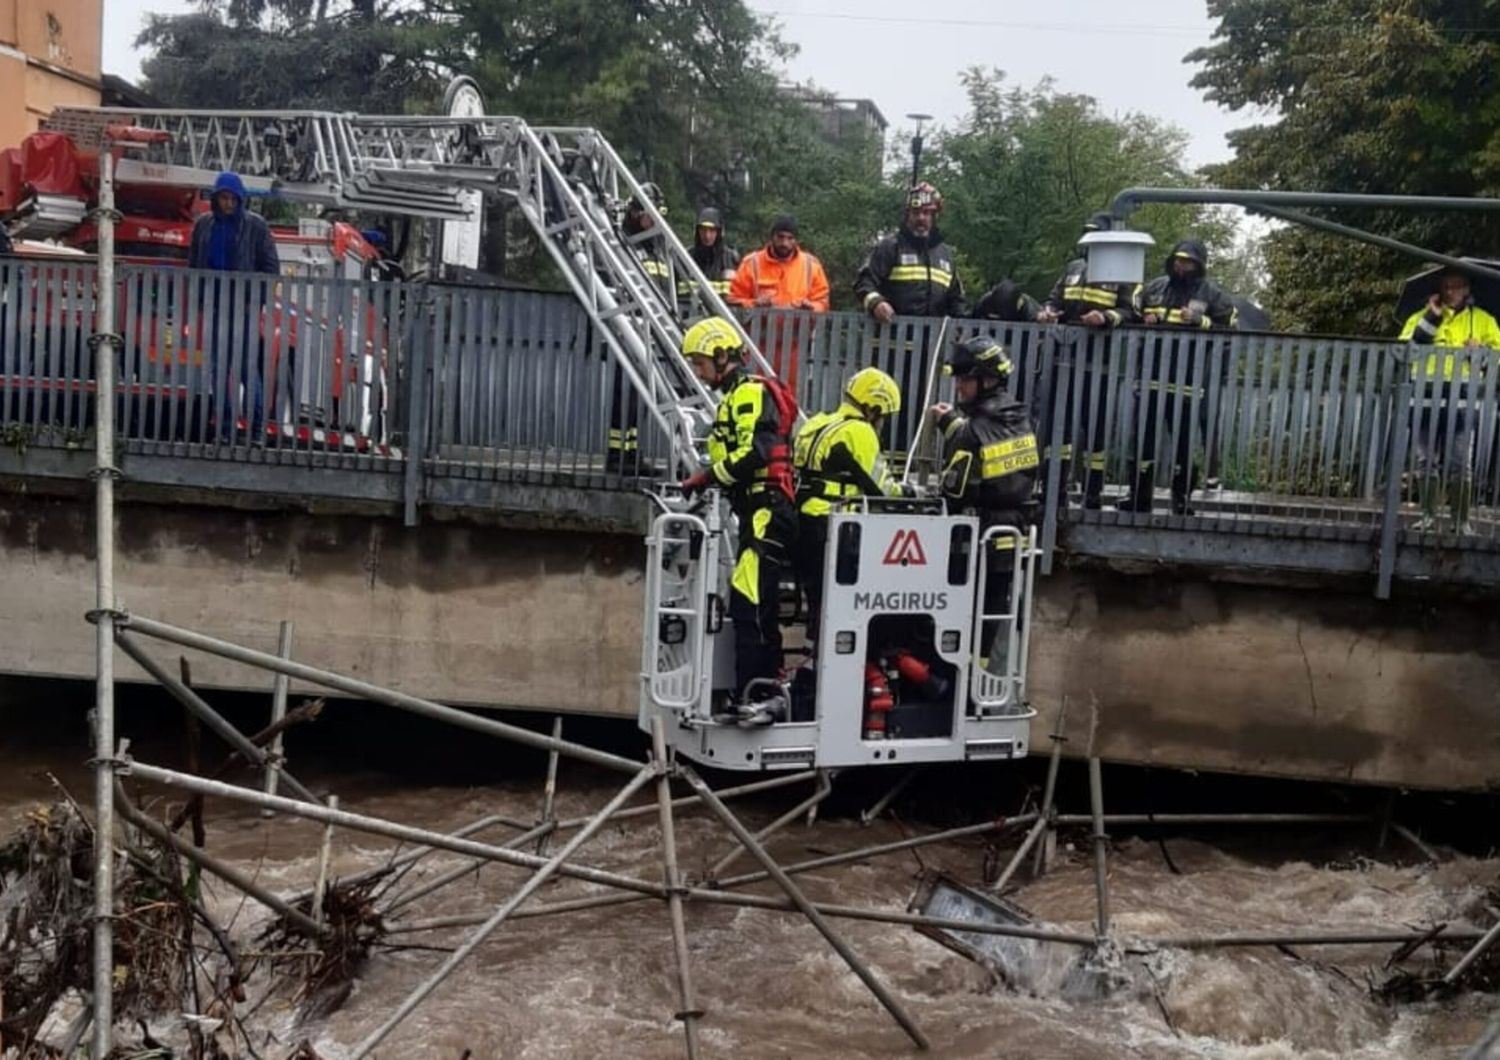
854, 225, 966, 318
973, 279, 1040, 323
936, 389, 1039, 518
1134, 241, 1236, 329
707, 369, 798, 508
1044, 257, 1136, 327
686, 240, 740, 298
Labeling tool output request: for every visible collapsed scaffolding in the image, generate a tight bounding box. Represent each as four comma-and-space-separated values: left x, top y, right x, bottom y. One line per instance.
60, 111, 1500, 1059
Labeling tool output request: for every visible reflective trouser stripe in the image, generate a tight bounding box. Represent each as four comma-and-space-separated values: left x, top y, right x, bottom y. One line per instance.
731, 507, 773, 606
607, 427, 639, 451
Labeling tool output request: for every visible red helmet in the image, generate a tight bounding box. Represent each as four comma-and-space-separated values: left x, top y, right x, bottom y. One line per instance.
907, 181, 943, 213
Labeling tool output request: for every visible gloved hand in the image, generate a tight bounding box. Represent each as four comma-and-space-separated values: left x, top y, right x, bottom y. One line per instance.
678, 469, 712, 497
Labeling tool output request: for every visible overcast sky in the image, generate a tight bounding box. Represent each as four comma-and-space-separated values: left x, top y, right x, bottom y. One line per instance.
102, 0, 1246, 168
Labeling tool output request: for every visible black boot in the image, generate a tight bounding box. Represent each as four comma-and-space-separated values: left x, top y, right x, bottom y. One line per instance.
1083, 467, 1105, 511
1170, 469, 1197, 516
1115, 467, 1155, 513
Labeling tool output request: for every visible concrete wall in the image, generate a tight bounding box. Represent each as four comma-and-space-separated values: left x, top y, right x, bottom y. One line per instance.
0, 491, 1496, 790
0, 0, 102, 148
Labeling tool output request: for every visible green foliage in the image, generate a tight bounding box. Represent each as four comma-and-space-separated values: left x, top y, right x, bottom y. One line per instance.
920, 70, 1228, 299
1191, 0, 1500, 335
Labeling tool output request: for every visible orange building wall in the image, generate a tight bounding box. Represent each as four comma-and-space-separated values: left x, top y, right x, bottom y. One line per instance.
0, 0, 103, 148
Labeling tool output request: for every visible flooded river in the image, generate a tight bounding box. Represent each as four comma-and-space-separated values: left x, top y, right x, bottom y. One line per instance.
1, 688, 1496, 1058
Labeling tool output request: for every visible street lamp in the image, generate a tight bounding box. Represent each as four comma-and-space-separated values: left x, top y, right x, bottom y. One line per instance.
905, 112, 933, 188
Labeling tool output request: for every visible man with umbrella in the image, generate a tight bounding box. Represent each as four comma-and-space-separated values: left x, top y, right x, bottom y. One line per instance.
1397, 260, 1500, 532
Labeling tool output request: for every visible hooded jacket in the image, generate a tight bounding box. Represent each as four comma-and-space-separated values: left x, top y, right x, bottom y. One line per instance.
854, 223, 966, 318
686, 210, 740, 297
973, 279, 1040, 323
1133, 239, 1235, 329
188, 172, 280, 275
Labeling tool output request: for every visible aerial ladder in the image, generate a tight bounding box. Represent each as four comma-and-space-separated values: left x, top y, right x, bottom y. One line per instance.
42, 104, 773, 475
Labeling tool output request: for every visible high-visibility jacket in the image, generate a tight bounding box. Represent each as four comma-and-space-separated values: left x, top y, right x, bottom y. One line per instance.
936, 389, 1038, 517
793, 403, 899, 517
1045, 257, 1136, 327
1399, 303, 1500, 381
707, 369, 798, 505
728, 247, 830, 311
854, 225, 966, 318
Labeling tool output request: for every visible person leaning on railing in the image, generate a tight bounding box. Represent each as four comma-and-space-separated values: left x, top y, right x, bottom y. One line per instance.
1122, 238, 1236, 516
1398, 266, 1500, 533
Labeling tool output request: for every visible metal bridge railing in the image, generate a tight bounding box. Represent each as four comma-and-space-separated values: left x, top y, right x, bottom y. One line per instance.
1, 259, 1494, 592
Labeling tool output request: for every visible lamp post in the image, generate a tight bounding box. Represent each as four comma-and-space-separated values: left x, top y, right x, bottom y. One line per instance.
905, 112, 933, 188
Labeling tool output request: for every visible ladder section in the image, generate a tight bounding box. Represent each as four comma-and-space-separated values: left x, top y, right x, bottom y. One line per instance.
42, 106, 473, 219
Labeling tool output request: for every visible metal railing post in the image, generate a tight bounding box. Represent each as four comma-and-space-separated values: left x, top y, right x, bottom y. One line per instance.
402, 283, 432, 527
1377, 357, 1413, 599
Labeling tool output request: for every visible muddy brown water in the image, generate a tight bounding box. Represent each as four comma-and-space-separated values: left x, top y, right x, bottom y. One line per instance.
1, 691, 1496, 1059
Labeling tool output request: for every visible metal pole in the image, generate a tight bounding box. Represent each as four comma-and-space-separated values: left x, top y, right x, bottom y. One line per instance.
311, 795, 338, 929
714, 813, 1037, 890
1052, 813, 1372, 826
1030, 701, 1068, 878
89, 145, 122, 1060
710, 770, 833, 879
990, 814, 1049, 894
114, 631, 320, 804
1088, 757, 1110, 940
116, 613, 643, 775
1152, 927, 1485, 949
901, 317, 952, 485
392, 888, 1102, 947
1444, 916, 1500, 985
382, 821, 556, 914
860, 766, 921, 826
1378, 372, 1413, 600
681, 766, 931, 1051
552, 770, 818, 832
650, 719, 702, 1059
348, 765, 656, 1059
537, 715, 563, 855
122, 759, 667, 898
262, 620, 294, 809
115, 782, 325, 937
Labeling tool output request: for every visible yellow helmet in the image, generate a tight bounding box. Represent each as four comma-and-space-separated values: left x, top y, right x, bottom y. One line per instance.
681, 316, 743, 360
845, 366, 902, 417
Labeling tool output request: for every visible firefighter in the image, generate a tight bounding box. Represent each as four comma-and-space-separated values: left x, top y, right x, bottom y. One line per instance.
793, 366, 907, 641
608, 182, 672, 472
1121, 239, 1236, 514
1035, 212, 1139, 510
929, 337, 1039, 665
677, 316, 800, 725
854, 182, 966, 456
679, 207, 739, 314
972, 279, 1040, 323
1398, 266, 1500, 531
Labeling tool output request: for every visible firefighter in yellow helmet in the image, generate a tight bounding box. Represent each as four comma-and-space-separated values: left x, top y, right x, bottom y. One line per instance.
677, 316, 800, 724
792, 366, 911, 641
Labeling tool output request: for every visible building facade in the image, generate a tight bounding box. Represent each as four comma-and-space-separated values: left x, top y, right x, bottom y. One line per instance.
0, 0, 102, 149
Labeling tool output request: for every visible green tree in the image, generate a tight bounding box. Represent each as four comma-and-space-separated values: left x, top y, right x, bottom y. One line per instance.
1190, 0, 1500, 335
898, 70, 1238, 305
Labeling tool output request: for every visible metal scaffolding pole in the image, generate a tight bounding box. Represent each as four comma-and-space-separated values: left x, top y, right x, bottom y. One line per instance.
117, 613, 643, 775
1088, 758, 1110, 940
650, 719, 702, 1059
349, 765, 656, 1059
88, 143, 122, 1060
681, 766, 931, 1052
121, 759, 667, 898
115, 631, 321, 804
262, 620, 294, 807
709, 770, 834, 879
383, 821, 556, 914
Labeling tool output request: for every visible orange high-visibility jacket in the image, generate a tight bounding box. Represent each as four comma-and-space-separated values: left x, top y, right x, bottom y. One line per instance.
728, 246, 830, 311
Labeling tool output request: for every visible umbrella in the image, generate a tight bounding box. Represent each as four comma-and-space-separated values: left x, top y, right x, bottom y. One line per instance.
1395, 258, 1500, 323
1231, 296, 1273, 332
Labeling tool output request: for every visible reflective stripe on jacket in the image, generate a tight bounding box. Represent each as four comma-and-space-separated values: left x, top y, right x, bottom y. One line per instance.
793, 404, 897, 517
707, 370, 798, 503
728, 247, 830, 311
1044, 257, 1136, 327
1399, 304, 1500, 381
